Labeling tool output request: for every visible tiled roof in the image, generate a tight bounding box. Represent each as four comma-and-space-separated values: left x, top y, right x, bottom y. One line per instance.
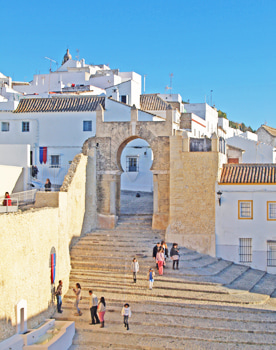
260, 124, 276, 137
140, 94, 170, 111
14, 96, 105, 113
220, 163, 276, 184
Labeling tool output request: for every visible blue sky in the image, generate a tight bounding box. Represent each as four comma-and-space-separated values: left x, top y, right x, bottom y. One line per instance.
1, 0, 275, 130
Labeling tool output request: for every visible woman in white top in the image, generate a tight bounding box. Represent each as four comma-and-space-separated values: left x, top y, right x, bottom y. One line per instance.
73, 283, 82, 316
131, 257, 139, 283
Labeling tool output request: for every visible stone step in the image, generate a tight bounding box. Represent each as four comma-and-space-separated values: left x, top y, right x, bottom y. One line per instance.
226, 268, 266, 291
63, 213, 276, 349
56, 306, 276, 332
66, 322, 276, 349
58, 298, 276, 322
64, 284, 268, 305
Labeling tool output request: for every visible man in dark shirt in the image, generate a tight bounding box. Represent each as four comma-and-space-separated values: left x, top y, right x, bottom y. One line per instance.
152, 242, 161, 269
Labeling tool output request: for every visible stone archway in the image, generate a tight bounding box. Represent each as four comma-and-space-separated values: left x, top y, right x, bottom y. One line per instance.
83, 104, 175, 230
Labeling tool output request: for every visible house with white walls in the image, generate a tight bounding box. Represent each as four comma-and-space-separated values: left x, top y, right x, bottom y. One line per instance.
216, 163, 276, 273
0, 95, 165, 190
0, 72, 21, 111
257, 124, 276, 147
226, 132, 276, 163
218, 117, 243, 138
184, 103, 218, 137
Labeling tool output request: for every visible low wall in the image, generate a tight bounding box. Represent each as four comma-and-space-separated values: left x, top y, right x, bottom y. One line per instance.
0, 153, 94, 341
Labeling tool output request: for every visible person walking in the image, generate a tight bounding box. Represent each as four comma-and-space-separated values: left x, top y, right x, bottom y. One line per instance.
147, 268, 155, 290
97, 297, 106, 328
73, 283, 82, 316
121, 303, 131, 330
131, 257, 139, 283
89, 290, 100, 325
170, 243, 180, 270
156, 247, 165, 275
55, 280, 63, 313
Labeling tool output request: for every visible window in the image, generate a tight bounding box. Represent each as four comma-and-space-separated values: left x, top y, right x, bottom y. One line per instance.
267, 202, 276, 221
83, 120, 92, 132
238, 200, 253, 219
51, 155, 60, 168
121, 95, 128, 104
22, 121, 30, 132
267, 241, 276, 266
126, 157, 138, 172
239, 238, 252, 262
1, 122, 9, 132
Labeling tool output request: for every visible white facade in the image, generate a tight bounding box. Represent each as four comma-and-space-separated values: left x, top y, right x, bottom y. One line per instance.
216, 183, 276, 274
218, 117, 243, 138
184, 103, 218, 137
120, 139, 153, 192
0, 109, 96, 185
0, 144, 31, 193
227, 135, 276, 163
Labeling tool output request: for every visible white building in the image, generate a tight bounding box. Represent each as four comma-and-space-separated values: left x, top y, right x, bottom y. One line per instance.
257, 124, 276, 147
218, 117, 243, 138
0, 72, 21, 111
184, 103, 218, 137
216, 163, 276, 273
227, 133, 276, 163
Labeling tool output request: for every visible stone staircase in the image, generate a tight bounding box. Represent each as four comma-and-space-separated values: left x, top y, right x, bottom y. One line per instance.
56, 215, 276, 349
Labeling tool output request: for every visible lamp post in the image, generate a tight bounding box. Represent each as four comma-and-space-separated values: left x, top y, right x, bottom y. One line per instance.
217, 190, 222, 206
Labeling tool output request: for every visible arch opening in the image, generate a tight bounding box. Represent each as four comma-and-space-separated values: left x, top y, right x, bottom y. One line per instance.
119, 137, 153, 215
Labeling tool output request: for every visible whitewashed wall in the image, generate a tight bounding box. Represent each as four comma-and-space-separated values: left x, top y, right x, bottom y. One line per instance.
227, 135, 275, 163
120, 139, 153, 192
216, 184, 276, 273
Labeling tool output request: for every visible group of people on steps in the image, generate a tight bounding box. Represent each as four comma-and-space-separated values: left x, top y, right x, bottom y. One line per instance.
55, 241, 179, 331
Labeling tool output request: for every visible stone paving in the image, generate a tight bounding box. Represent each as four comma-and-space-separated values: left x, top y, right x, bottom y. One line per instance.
55, 191, 276, 349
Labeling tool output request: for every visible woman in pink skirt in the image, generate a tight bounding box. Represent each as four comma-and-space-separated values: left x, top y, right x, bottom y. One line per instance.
97, 297, 106, 328
156, 247, 165, 275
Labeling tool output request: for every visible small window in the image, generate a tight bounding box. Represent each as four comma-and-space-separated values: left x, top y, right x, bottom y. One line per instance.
239, 238, 252, 262
1, 122, 9, 132
121, 95, 128, 104
267, 202, 276, 221
22, 121, 30, 132
126, 157, 138, 172
238, 200, 253, 219
83, 120, 92, 132
267, 241, 276, 266
50, 155, 60, 168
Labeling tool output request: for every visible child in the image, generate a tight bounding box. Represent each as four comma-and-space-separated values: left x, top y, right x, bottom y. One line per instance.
131, 257, 139, 283
121, 303, 131, 330
147, 268, 155, 290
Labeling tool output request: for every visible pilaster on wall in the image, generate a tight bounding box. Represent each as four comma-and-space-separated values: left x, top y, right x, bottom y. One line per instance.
166, 133, 222, 256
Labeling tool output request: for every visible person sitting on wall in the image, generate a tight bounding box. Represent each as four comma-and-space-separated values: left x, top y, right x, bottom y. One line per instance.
44, 178, 52, 192
3, 192, 11, 206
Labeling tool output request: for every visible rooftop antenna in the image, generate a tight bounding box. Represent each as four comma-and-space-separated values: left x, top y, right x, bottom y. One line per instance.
76, 49, 79, 60
45, 57, 58, 72
165, 73, 173, 94
210, 89, 213, 106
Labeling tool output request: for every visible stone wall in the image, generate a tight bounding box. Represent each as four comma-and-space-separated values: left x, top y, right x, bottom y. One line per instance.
166, 133, 224, 256
0, 153, 91, 341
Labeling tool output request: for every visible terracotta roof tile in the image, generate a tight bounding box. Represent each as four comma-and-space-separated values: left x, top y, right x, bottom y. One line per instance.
14, 96, 105, 113
260, 124, 276, 137
220, 164, 276, 184
140, 94, 170, 111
